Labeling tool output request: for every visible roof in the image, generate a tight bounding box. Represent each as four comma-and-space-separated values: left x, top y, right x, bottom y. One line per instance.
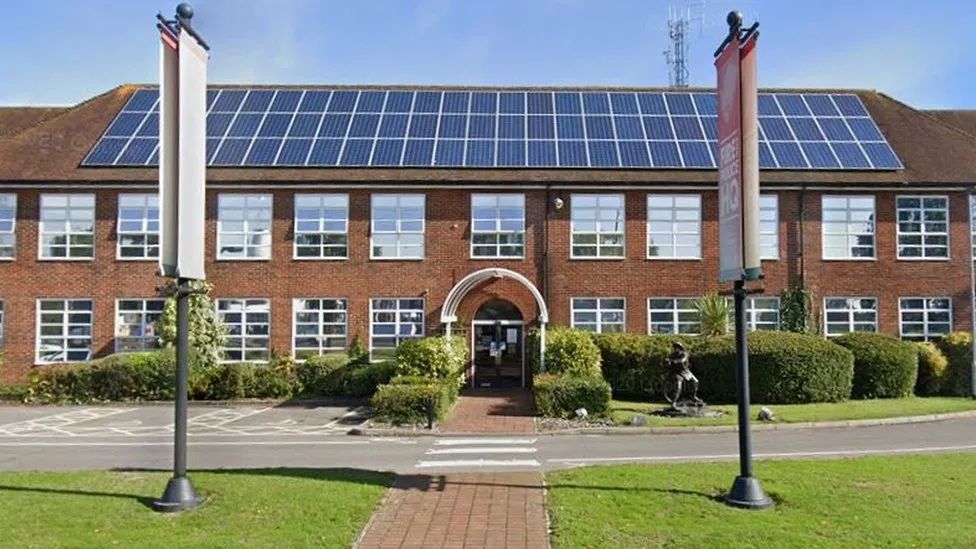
0, 84, 974, 186
0, 107, 69, 138
925, 110, 976, 138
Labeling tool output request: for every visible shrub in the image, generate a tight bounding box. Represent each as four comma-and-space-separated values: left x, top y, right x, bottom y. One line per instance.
294, 353, 351, 396
780, 281, 814, 334
914, 342, 949, 396
834, 332, 918, 399
394, 336, 467, 385
155, 280, 225, 369
539, 327, 602, 377
27, 351, 177, 404
533, 373, 612, 418
695, 293, 731, 336
936, 332, 975, 397
371, 378, 459, 425
591, 333, 694, 399
342, 361, 396, 397
201, 363, 294, 400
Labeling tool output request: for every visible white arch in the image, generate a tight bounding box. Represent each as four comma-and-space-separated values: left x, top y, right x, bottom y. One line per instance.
440, 268, 548, 324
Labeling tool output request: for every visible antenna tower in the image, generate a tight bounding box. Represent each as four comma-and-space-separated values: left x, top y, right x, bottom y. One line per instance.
663, 3, 706, 87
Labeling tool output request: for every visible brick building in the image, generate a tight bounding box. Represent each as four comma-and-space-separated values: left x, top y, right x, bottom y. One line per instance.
1, 85, 975, 388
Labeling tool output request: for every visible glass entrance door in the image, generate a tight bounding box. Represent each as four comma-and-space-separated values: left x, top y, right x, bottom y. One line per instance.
472, 323, 522, 388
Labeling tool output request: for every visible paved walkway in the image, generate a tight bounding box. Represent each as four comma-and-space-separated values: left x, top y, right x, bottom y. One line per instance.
440, 389, 536, 434
356, 472, 548, 549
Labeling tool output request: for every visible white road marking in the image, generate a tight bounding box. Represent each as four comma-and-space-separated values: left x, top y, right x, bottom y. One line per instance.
426, 447, 538, 455
416, 459, 541, 468
0, 408, 133, 436
0, 440, 372, 447
434, 438, 537, 446
547, 444, 976, 464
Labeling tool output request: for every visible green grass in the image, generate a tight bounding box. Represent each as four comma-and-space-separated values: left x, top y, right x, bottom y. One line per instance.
611, 396, 976, 427
547, 454, 976, 548
0, 468, 393, 548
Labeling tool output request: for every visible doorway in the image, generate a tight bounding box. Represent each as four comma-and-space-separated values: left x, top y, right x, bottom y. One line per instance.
471, 300, 524, 388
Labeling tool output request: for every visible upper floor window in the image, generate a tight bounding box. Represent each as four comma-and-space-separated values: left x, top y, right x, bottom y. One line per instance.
371, 194, 424, 259
759, 194, 779, 260
216, 298, 271, 362
294, 194, 348, 259
571, 194, 624, 258
571, 298, 625, 333
822, 195, 875, 260
293, 298, 348, 359
647, 298, 699, 335
217, 194, 272, 260
117, 194, 159, 259
471, 194, 525, 258
115, 298, 165, 352
370, 298, 424, 360
824, 297, 877, 336
647, 194, 700, 259
896, 196, 948, 259
0, 194, 16, 259
39, 194, 95, 260
36, 299, 93, 363
899, 297, 951, 341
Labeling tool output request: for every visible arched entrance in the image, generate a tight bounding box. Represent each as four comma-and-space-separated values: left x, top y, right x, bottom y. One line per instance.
471, 300, 524, 388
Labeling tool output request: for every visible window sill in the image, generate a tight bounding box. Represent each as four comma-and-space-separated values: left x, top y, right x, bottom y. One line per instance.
645, 257, 702, 261
820, 257, 877, 262
469, 256, 526, 261
369, 257, 425, 261
37, 257, 95, 262
569, 256, 626, 261
896, 257, 952, 262
115, 257, 158, 262
292, 256, 349, 261
215, 257, 272, 262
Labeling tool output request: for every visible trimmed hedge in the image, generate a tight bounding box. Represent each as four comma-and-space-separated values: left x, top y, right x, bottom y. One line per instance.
936, 332, 974, 397
371, 377, 460, 425
204, 362, 294, 400
28, 351, 179, 403
834, 332, 918, 399
533, 373, 612, 418
394, 336, 467, 384
341, 361, 397, 397
591, 333, 694, 399
538, 327, 602, 377
294, 353, 353, 396
915, 342, 949, 396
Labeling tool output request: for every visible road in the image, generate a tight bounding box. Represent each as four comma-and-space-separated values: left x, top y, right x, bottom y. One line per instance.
0, 404, 974, 473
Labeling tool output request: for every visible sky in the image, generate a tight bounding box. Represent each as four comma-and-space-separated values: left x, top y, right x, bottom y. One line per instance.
1, 0, 974, 109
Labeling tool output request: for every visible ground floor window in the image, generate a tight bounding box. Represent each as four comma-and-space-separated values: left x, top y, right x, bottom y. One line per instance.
216, 298, 271, 362
647, 298, 699, 334
370, 298, 424, 361
36, 299, 93, 363
899, 297, 951, 341
115, 298, 165, 352
293, 298, 348, 359
745, 297, 780, 331
824, 297, 878, 336
571, 298, 625, 333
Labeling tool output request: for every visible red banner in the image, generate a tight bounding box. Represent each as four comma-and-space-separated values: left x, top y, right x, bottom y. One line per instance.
716, 35, 743, 282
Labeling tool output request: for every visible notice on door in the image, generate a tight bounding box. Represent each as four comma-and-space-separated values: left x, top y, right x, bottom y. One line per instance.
506, 329, 518, 344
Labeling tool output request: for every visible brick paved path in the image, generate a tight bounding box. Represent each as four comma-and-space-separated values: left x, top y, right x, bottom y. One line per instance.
356, 472, 548, 549
439, 389, 536, 434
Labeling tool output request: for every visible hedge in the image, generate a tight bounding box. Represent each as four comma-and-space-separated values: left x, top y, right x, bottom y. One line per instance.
294, 353, 355, 396
527, 326, 602, 378
936, 332, 974, 397
533, 373, 612, 418
915, 342, 949, 396
394, 335, 467, 384
834, 332, 918, 399
371, 377, 460, 425
591, 333, 695, 399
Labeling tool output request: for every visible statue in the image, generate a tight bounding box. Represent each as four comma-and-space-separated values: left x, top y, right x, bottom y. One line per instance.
663, 342, 704, 410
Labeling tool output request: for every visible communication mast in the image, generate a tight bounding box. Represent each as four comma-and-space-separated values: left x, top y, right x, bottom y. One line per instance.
663, 3, 706, 87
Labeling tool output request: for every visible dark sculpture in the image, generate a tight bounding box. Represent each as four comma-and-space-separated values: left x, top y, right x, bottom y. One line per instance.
663, 342, 704, 409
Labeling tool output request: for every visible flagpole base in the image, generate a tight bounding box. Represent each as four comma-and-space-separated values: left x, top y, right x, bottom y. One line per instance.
151, 475, 204, 513
725, 475, 774, 510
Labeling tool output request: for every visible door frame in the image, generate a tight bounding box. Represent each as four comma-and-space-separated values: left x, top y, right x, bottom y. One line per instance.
470, 319, 525, 389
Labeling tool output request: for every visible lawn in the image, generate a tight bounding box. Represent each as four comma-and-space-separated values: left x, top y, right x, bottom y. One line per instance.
611, 396, 976, 427
547, 453, 976, 548
0, 468, 393, 548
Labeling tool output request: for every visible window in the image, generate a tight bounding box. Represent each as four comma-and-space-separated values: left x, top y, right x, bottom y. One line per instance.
0, 194, 16, 259
896, 196, 948, 259
647, 298, 699, 334
371, 195, 424, 259
216, 299, 271, 362
294, 194, 348, 259
115, 299, 165, 351
217, 194, 272, 259
571, 298, 625, 333
293, 298, 348, 359
571, 194, 624, 258
822, 195, 875, 259
370, 298, 424, 360
745, 297, 780, 331
471, 194, 525, 258
36, 299, 93, 363
647, 194, 701, 259
39, 194, 95, 259
899, 298, 951, 341
117, 194, 160, 259
824, 297, 878, 336
759, 194, 779, 259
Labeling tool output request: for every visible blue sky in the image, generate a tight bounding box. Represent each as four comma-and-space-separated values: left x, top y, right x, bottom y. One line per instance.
2, 0, 973, 108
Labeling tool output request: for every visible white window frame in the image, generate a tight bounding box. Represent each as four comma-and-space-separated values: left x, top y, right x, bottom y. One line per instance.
896, 195, 949, 260
571, 297, 626, 333
745, 297, 781, 331
370, 194, 425, 260
216, 194, 273, 260
0, 193, 16, 260
759, 194, 779, 260
821, 195, 876, 260
647, 297, 700, 335
470, 193, 526, 259
823, 297, 878, 337
571, 193, 625, 259
114, 298, 165, 352
216, 298, 271, 362
36, 298, 93, 364
899, 297, 952, 341
970, 195, 976, 261
646, 194, 701, 260
369, 298, 425, 361
293, 194, 349, 260
116, 193, 160, 261
38, 194, 95, 261
292, 298, 349, 359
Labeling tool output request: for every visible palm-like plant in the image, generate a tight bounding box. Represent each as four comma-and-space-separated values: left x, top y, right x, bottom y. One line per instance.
695, 293, 731, 336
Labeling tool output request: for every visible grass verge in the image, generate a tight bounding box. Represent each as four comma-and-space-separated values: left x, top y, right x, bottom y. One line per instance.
547, 453, 976, 548
611, 396, 976, 427
0, 468, 393, 548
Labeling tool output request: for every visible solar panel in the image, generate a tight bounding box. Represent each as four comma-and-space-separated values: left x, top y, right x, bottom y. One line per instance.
82, 88, 903, 170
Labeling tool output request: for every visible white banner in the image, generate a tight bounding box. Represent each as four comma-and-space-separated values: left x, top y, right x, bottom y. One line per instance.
176, 29, 208, 281
158, 31, 179, 278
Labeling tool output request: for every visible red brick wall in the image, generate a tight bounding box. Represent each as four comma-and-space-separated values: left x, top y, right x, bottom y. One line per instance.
0, 186, 971, 383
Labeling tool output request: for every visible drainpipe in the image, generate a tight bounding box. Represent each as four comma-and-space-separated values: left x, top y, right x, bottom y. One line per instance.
540, 185, 551, 373
969, 190, 976, 399
798, 185, 806, 282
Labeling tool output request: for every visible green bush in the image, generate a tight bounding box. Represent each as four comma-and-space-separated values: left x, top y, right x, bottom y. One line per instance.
371, 378, 459, 425
834, 332, 918, 399
294, 353, 351, 396
394, 336, 467, 385
915, 342, 949, 396
342, 361, 396, 397
936, 332, 975, 397
184, 362, 294, 400
591, 333, 694, 399
539, 327, 602, 377
533, 373, 612, 418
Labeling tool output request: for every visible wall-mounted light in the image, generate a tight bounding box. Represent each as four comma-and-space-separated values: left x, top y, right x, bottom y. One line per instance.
552, 197, 564, 211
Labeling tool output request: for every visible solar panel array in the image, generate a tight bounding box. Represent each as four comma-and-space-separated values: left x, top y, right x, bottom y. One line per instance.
83, 87, 902, 170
